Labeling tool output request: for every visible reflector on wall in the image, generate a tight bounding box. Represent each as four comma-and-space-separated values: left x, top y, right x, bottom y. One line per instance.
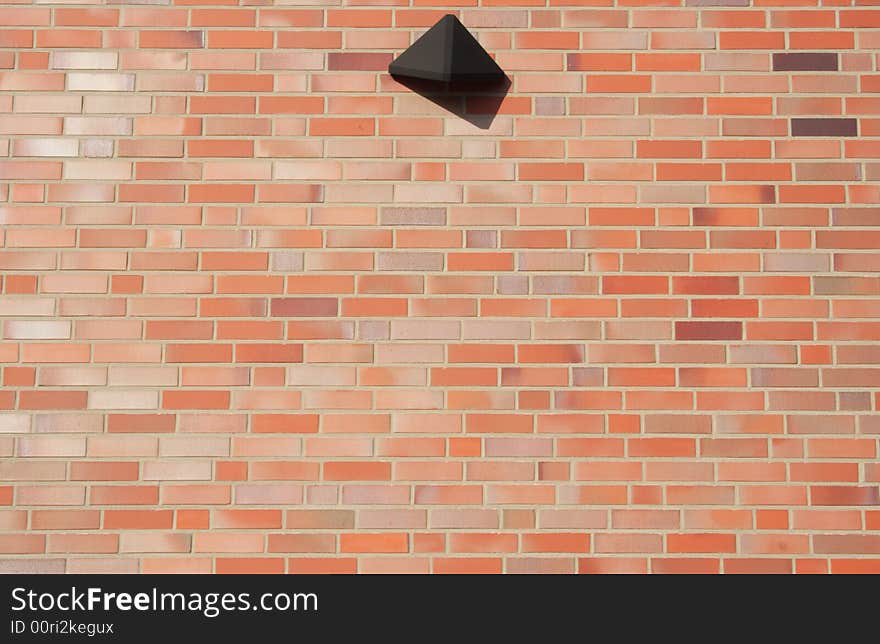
388, 14, 506, 85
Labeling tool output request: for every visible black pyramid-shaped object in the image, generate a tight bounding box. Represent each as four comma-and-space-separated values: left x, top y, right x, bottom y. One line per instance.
389, 14, 505, 85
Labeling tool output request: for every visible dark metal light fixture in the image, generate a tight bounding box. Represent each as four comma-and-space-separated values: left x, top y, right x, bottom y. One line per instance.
388, 14, 506, 86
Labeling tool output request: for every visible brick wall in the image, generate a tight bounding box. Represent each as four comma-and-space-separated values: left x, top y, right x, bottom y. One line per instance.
1, 2, 879, 575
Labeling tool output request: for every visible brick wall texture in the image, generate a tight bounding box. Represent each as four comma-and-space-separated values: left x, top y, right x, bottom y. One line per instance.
1, 1, 879, 575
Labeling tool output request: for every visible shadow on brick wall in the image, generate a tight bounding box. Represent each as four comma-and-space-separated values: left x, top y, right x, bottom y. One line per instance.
393, 75, 511, 130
